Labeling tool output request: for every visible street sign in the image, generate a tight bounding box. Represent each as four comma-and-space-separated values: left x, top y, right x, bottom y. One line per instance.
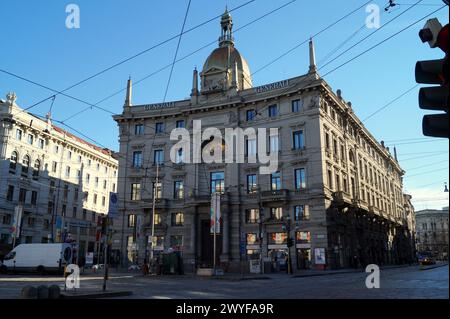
108, 192, 118, 219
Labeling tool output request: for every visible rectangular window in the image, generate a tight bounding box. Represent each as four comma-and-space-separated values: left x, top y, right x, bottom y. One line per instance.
62, 204, 67, 217
86, 173, 90, 184
171, 212, 184, 226
54, 145, 59, 153
296, 231, 311, 244
19, 188, 27, 203
82, 209, 87, 220
268, 232, 287, 245
327, 169, 333, 190
16, 129, 22, 140
93, 194, 98, 205
72, 207, 77, 218
271, 171, 281, 191
174, 181, 184, 199
155, 122, 165, 134
6, 185, 14, 201
269, 135, 279, 153
246, 209, 259, 224
133, 151, 143, 168
247, 174, 257, 194
131, 183, 141, 201
293, 130, 305, 150
294, 205, 309, 221
31, 191, 38, 205
95, 177, 99, 187
325, 132, 330, 150
38, 138, 45, 149
102, 196, 106, 207
135, 124, 144, 135
2, 214, 12, 225
268, 104, 278, 117
175, 148, 184, 164
176, 120, 185, 128
74, 188, 79, 202
211, 171, 225, 194
27, 134, 34, 145
153, 182, 162, 199
153, 213, 161, 225
270, 207, 283, 220
128, 214, 136, 228
292, 99, 303, 112
154, 150, 164, 165
295, 168, 306, 190
246, 109, 256, 121
246, 138, 257, 157
335, 174, 341, 191
103, 180, 107, 189
65, 166, 71, 178
246, 233, 259, 245
67, 151, 72, 160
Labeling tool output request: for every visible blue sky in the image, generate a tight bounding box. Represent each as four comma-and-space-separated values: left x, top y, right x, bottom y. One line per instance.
0, 0, 448, 209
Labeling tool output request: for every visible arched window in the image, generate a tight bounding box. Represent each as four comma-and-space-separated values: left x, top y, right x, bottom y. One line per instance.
33, 159, 41, 178
22, 155, 30, 175
9, 151, 18, 172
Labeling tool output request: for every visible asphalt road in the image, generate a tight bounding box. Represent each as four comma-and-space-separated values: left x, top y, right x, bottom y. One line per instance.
0, 265, 447, 299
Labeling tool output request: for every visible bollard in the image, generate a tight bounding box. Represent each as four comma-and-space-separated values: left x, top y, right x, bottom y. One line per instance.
48, 285, 61, 299
21, 286, 37, 299
37, 285, 49, 299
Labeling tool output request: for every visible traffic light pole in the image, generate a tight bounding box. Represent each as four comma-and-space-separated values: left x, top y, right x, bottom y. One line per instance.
102, 217, 109, 292
150, 161, 159, 271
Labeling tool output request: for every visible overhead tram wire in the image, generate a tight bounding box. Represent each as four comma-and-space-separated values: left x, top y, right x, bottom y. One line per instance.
361, 84, 419, 122
35, 3, 445, 176
319, 0, 425, 71
4, 0, 256, 118
163, 0, 192, 103
27, 4, 446, 171
252, 3, 446, 121
61, 0, 300, 123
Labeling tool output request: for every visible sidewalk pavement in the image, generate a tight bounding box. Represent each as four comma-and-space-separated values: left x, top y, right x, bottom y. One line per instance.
93, 262, 448, 281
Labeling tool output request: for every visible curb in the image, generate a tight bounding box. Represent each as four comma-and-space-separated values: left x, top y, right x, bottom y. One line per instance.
419, 263, 448, 271
60, 291, 133, 299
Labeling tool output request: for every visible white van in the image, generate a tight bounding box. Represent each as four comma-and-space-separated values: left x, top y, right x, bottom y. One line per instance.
0, 243, 73, 274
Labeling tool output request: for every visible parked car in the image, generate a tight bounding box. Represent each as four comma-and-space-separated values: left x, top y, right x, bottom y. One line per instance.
128, 264, 141, 271
418, 253, 436, 265
0, 243, 73, 274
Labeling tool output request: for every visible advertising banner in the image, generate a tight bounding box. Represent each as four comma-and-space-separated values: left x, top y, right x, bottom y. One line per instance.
10, 205, 23, 239
314, 248, 326, 265
210, 193, 221, 234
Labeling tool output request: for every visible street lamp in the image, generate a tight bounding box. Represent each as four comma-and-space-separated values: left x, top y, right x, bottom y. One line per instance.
285, 215, 293, 275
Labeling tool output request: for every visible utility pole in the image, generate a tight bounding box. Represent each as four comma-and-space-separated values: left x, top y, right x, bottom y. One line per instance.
150, 161, 159, 271
102, 216, 109, 292
256, 185, 264, 274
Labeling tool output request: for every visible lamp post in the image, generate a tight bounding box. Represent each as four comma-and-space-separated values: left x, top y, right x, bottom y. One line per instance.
285, 215, 293, 275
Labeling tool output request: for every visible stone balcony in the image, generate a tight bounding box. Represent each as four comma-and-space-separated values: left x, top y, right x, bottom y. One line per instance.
260, 189, 290, 203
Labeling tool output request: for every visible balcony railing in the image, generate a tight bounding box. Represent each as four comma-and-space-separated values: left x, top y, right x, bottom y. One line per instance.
261, 189, 289, 202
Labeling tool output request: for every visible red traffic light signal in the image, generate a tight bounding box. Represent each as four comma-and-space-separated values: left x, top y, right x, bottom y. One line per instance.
416, 19, 449, 138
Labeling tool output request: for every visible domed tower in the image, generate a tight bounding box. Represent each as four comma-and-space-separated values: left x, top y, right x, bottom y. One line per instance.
200, 8, 253, 95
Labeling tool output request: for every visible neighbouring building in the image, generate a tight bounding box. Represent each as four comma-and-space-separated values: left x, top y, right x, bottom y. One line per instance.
0, 93, 118, 263
416, 206, 449, 261
112, 10, 415, 272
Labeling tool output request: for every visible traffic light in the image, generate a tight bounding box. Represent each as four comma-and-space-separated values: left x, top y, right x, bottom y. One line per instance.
416, 18, 449, 138
287, 238, 294, 248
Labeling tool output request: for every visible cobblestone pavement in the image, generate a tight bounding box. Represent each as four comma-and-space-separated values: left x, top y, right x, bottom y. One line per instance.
0, 265, 447, 299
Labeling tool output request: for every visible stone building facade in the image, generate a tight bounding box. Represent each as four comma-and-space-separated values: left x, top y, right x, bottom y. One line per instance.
416, 207, 449, 261
112, 10, 415, 272
0, 93, 118, 262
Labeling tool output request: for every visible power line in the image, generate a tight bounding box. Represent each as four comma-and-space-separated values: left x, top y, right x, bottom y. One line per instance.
319, 0, 425, 71
163, 0, 192, 103
61, 0, 299, 123
361, 84, 419, 122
